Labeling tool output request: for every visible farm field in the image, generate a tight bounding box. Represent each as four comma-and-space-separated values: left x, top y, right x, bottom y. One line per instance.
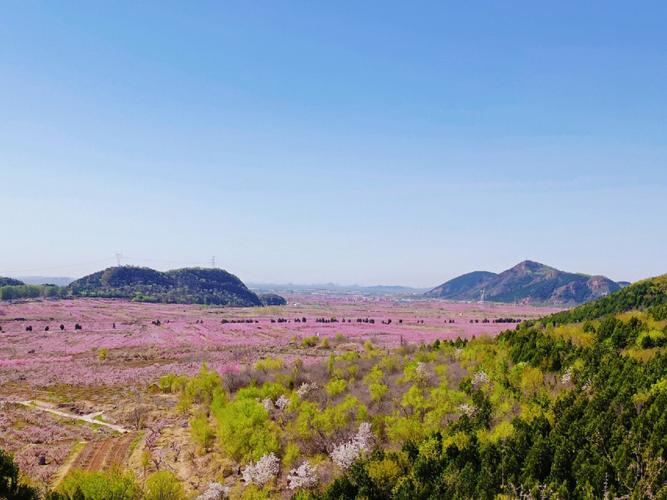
0, 296, 557, 494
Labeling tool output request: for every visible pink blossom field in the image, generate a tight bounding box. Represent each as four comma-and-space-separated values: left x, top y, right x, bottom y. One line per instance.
0, 296, 559, 390
0, 295, 560, 492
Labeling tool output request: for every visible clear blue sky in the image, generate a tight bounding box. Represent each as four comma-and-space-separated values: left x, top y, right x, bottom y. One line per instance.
1, 1, 665, 286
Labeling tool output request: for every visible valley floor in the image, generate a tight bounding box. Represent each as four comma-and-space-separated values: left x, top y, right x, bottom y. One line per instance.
0, 296, 555, 495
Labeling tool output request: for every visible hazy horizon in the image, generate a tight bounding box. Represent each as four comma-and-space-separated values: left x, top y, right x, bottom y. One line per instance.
2, 2, 665, 287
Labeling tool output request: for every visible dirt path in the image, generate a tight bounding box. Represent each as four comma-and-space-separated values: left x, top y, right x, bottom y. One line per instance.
18, 400, 129, 433
69, 434, 137, 472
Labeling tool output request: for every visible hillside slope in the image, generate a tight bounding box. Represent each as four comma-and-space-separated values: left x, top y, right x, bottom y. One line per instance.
68, 266, 267, 306
424, 271, 496, 299
426, 260, 624, 305
325, 274, 667, 498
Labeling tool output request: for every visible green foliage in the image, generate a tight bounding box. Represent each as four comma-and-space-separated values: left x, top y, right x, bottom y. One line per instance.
66, 266, 266, 306
158, 373, 188, 394
0, 448, 38, 499
154, 279, 667, 498
325, 378, 348, 398
324, 301, 667, 499
0, 284, 64, 300
283, 442, 301, 468
236, 382, 287, 402
177, 363, 224, 411
214, 399, 279, 462
368, 382, 389, 403
544, 275, 667, 326
190, 411, 215, 451
144, 471, 185, 500
54, 469, 140, 499
293, 396, 367, 441
253, 357, 285, 372
301, 336, 320, 348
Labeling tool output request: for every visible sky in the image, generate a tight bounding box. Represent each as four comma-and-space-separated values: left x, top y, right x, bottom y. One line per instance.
1, 1, 666, 287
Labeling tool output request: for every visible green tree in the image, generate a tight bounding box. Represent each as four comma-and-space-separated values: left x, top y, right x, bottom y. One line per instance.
54, 469, 140, 499
215, 399, 279, 462
0, 449, 38, 500
144, 471, 185, 500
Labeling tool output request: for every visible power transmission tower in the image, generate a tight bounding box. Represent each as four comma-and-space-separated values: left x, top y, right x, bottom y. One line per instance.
480, 288, 485, 304
115, 253, 123, 267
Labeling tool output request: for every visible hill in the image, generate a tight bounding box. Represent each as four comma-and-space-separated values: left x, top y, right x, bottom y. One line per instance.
323, 274, 667, 497
258, 293, 288, 306
0, 277, 24, 286
425, 260, 625, 305
424, 271, 496, 299
66, 266, 271, 306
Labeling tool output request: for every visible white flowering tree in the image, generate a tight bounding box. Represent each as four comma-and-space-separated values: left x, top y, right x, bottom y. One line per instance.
287, 461, 318, 490
296, 382, 317, 399
330, 422, 373, 469
472, 370, 489, 389
241, 453, 280, 486
261, 397, 274, 412
196, 482, 228, 500
458, 403, 476, 417
275, 394, 289, 410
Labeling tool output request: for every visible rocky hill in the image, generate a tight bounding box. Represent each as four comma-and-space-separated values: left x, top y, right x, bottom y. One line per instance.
425, 260, 626, 305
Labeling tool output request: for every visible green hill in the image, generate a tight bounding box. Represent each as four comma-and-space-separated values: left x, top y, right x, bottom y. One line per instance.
67, 266, 268, 306
0, 277, 24, 286
321, 275, 667, 498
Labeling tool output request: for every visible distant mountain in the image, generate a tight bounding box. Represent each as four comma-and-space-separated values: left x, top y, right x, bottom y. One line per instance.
0, 277, 24, 286
68, 266, 277, 307
249, 282, 427, 297
425, 271, 496, 299
425, 260, 627, 305
16, 276, 74, 286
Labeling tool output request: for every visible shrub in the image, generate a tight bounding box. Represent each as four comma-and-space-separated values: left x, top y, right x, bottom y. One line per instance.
368, 383, 389, 403
144, 471, 185, 500
301, 336, 320, 348
325, 378, 348, 398
190, 411, 215, 452
55, 469, 140, 499
158, 373, 188, 393
179, 363, 224, 410
283, 442, 301, 468
253, 357, 285, 372
215, 399, 279, 462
